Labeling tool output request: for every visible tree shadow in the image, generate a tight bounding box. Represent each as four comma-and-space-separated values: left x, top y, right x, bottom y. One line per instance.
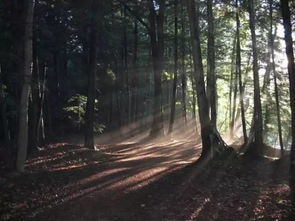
1, 138, 202, 220
1, 140, 293, 220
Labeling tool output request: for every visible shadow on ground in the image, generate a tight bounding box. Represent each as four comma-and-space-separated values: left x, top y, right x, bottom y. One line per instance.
0, 134, 293, 220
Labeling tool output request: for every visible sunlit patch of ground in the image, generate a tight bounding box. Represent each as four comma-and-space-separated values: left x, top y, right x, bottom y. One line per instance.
0, 124, 293, 220
155, 156, 293, 221
0, 132, 202, 220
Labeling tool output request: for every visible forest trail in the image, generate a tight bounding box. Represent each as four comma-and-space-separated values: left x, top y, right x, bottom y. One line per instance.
0, 137, 202, 220
32, 138, 202, 221
0, 137, 293, 220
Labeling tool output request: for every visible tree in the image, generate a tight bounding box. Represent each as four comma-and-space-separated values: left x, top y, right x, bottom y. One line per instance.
29, 5, 44, 151
280, 0, 294, 159
149, 0, 166, 137
206, 0, 217, 128
0, 65, 10, 146
181, 1, 187, 124
131, 12, 139, 122
280, 0, 295, 210
229, 36, 237, 138
84, 0, 99, 149
16, 0, 35, 172
29, 44, 40, 151
269, 0, 283, 151
169, 0, 178, 134
246, 0, 263, 155
185, 0, 228, 158
236, 0, 247, 143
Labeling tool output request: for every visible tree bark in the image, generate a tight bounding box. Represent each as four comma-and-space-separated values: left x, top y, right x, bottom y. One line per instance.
0, 65, 10, 146
236, 0, 247, 143
122, 7, 130, 125
246, 0, 263, 155
84, 0, 98, 149
181, 2, 187, 124
16, 0, 35, 172
186, 0, 229, 158
229, 36, 236, 137
29, 29, 41, 152
280, 0, 295, 213
190, 54, 197, 120
269, 0, 283, 151
149, 0, 165, 137
206, 0, 217, 128
131, 17, 139, 122
169, 0, 178, 134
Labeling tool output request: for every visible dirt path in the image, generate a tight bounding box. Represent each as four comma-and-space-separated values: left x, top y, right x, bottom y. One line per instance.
29, 138, 201, 220
0, 137, 293, 220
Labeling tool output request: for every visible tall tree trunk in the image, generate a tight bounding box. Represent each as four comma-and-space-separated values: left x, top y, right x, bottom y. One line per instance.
149, 0, 165, 137
229, 36, 236, 137
132, 17, 139, 122
206, 0, 217, 128
52, 49, 62, 131
37, 62, 47, 144
236, 0, 247, 143
29, 50, 40, 152
269, 0, 283, 151
12, 0, 24, 106
181, 2, 187, 124
262, 63, 272, 136
190, 55, 197, 120
29, 13, 42, 151
16, 0, 35, 172
186, 0, 229, 158
122, 7, 130, 125
44, 85, 53, 140
246, 0, 263, 155
84, 1, 98, 149
280, 0, 295, 214
231, 50, 238, 138
0, 65, 10, 146
169, 0, 178, 134
261, 22, 274, 137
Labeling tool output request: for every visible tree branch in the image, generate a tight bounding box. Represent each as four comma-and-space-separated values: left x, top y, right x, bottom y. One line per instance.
116, 0, 151, 34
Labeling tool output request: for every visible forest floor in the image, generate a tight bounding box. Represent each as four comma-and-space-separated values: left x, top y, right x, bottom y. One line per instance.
0, 135, 294, 220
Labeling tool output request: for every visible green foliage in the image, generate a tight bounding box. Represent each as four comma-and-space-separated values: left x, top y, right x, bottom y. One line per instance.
63, 94, 87, 126
93, 123, 105, 134
107, 68, 116, 82
63, 94, 105, 134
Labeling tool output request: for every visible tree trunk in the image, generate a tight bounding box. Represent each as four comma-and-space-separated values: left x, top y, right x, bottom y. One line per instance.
246, 0, 263, 155
37, 62, 47, 145
169, 0, 178, 134
229, 36, 236, 137
29, 41, 40, 152
236, 0, 247, 143
122, 7, 130, 125
16, 0, 35, 172
0, 65, 10, 146
44, 86, 53, 140
231, 45, 238, 138
149, 0, 165, 137
132, 17, 139, 122
280, 0, 295, 213
261, 18, 275, 137
190, 55, 197, 120
186, 0, 229, 158
181, 2, 187, 124
269, 0, 283, 151
84, 1, 98, 149
12, 0, 24, 105
206, 0, 217, 128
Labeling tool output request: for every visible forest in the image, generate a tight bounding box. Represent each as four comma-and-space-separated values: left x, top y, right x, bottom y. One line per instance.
0, 0, 295, 220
